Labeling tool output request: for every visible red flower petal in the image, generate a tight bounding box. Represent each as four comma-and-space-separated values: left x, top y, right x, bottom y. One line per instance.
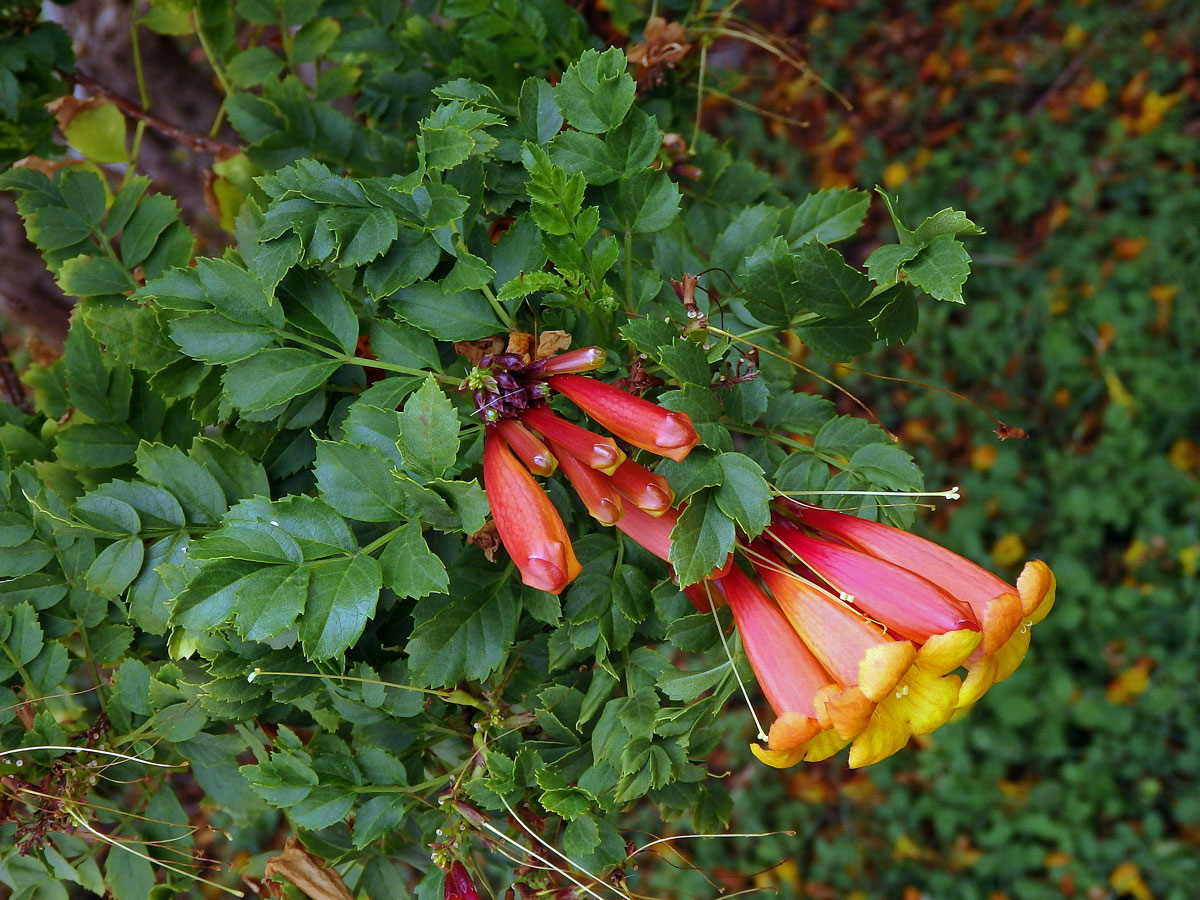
609, 458, 674, 514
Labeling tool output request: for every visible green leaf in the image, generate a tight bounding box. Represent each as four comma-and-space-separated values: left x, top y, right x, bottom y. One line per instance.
396, 376, 460, 480
904, 234, 972, 303
871, 284, 919, 343
656, 449, 721, 501
563, 815, 602, 857
864, 243, 920, 285
788, 188, 870, 246
406, 571, 518, 687
380, 522, 448, 600
794, 317, 876, 361
190, 521, 304, 565
363, 229, 442, 299
57, 254, 134, 296
168, 312, 275, 365
554, 47, 636, 134
715, 454, 770, 537
658, 660, 732, 702
550, 130, 620, 184
518, 77, 564, 144
64, 103, 128, 163
195, 258, 285, 328
85, 537, 145, 599
300, 554, 381, 659
104, 850, 153, 900
290, 787, 355, 831
389, 283, 501, 341
441, 251, 495, 294
279, 270, 359, 354
234, 564, 310, 642
766, 392, 835, 435
847, 443, 923, 491
120, 194, 183, 268
172, 561, 258, 630
613, 170, 681, 233
668, 491, 736, 587
911, 207, 984, 244
656, 340, 710, 386
135, 443, 227, 525
737, 236, 797, 326
7, 601, 43, 666
225, 495, 356, 560
710, 204, 783, 276
223, 349, 339, 412
792, 239, 873, 318
314, 440, 404, 522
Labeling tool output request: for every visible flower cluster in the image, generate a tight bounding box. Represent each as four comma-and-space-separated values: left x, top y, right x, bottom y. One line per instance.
476, 350, 1054, 769
476, 347, 699, 595
690, 504, 1055, 768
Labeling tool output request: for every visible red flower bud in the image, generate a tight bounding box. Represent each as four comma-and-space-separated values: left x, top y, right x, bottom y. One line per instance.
496, 418, 557, 476
445, 861, 480, 900
609, 458, 674, 515
549, 440, 624, 525
483, 428, 581, 594
535, 346, 607, 375
546, 374, 699, 462
520, 406, 625, 473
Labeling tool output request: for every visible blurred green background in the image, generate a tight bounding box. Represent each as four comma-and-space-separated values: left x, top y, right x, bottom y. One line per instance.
642, 3, 1200, 898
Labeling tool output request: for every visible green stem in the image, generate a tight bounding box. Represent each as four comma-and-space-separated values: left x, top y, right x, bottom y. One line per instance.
480, 282, 518, 332
277, 329, 460, 385
193, 11, 234, 96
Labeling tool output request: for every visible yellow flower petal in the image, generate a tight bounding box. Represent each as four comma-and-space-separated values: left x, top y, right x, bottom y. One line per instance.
818, 685, 874, 739
1017, 560, 1056, 623
848, 702, 910, 768
958, 654, 998, 708
900, 667, 962, 735
993, 621, 1032, 682
858, 640, 917, 702
916, 627, 982, 675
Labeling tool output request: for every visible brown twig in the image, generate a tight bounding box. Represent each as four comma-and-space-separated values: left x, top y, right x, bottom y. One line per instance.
58, 69, 239, 157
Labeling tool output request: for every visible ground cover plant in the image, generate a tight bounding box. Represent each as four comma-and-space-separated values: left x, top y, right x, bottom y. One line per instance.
2, 1, 1176, 898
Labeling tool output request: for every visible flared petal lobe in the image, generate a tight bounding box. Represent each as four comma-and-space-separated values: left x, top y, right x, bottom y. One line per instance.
546, 374, 699, 462
483, 428, 581, 594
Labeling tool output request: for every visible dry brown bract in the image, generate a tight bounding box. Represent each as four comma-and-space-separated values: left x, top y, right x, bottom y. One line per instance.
264, 838, 354, 900
627, 17, 692, 89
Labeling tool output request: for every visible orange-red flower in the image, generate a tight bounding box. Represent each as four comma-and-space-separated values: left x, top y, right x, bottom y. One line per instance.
785, 502, 1054, 706
546, 374, 699, 462
483, 428, 580, 594
444, 861, 480, 900
709, 567, 847, 763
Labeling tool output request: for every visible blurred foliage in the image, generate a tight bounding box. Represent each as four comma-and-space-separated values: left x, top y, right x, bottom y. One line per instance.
643, 2, 1199, 899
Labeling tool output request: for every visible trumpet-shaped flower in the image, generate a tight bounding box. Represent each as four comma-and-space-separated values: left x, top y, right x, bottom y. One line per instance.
749, 545, 975, 767
787, 502, 1055, 705
710, 568, 848, 765
483, 428, 580, 594
546, 374, 699, 462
